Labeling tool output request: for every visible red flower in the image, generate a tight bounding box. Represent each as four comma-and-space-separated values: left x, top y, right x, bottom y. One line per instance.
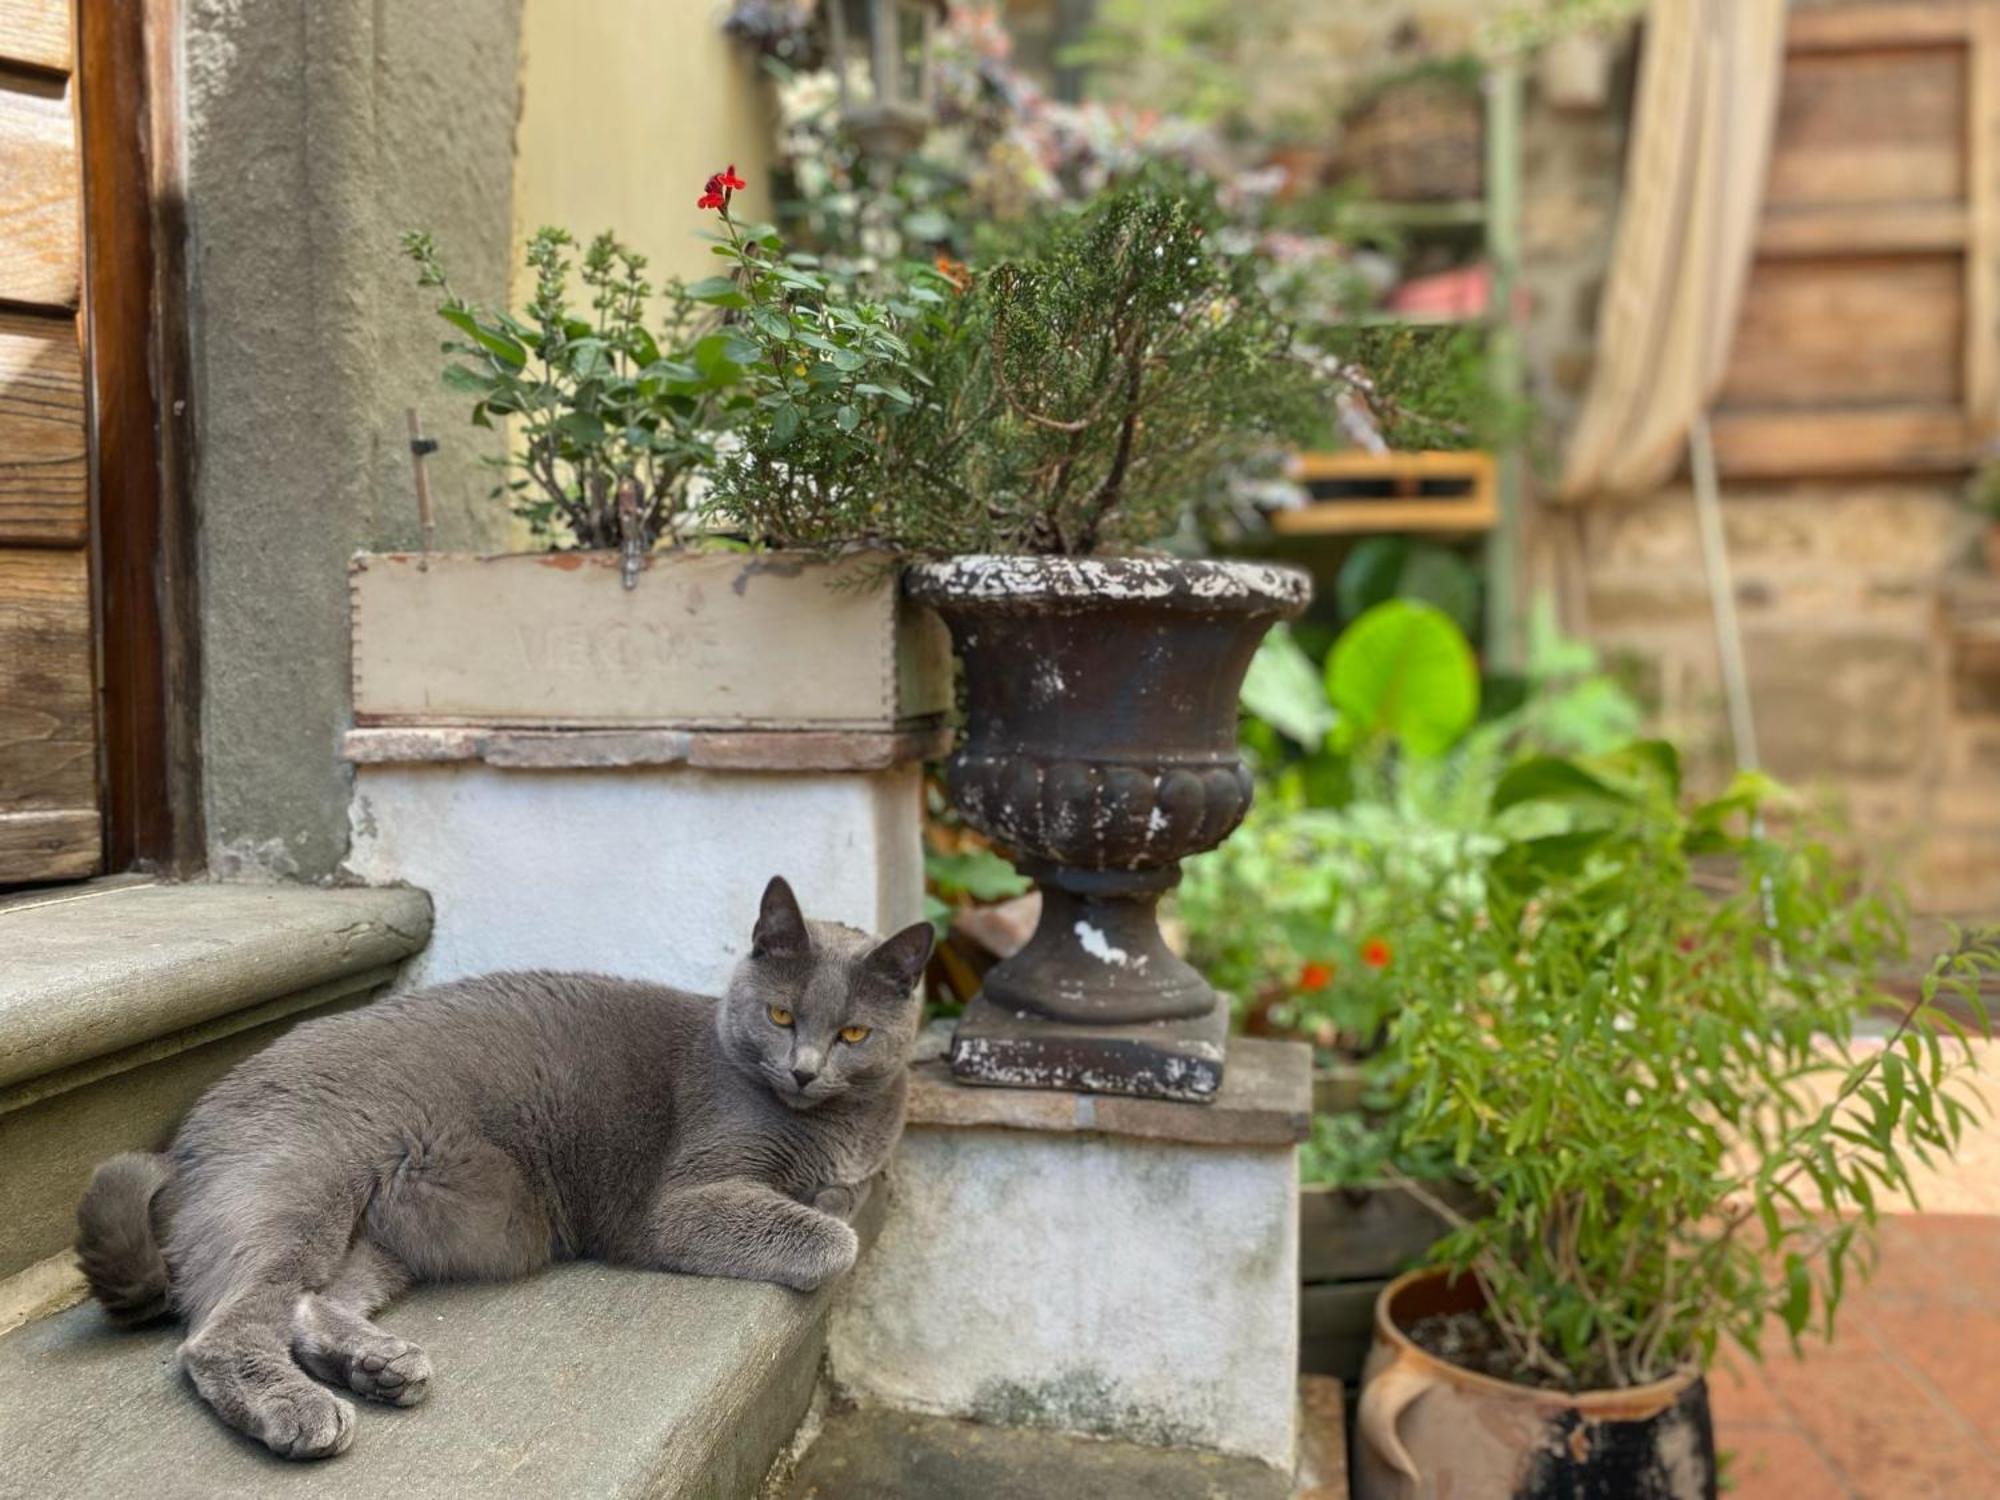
698, 163, 747, 212
1296, 961, 1334, 994
1361, 938, 1392, 970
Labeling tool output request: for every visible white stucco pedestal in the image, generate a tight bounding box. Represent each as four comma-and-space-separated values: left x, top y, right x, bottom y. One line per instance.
829, 1033, 1311, 1484
341, 728, 934, 993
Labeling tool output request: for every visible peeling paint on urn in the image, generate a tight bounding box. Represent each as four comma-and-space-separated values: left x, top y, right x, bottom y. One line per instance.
907, 555, 1310, 1101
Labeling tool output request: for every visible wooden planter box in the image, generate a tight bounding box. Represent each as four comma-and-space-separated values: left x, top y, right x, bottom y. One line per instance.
348, 550, 951, 737
1272, 451, 1498, 536
1299, 1180, 1468, 1385
1312, 1058, 1370, 1115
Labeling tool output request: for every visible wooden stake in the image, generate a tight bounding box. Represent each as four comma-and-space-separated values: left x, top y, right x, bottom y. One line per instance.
405, 407, 437, 569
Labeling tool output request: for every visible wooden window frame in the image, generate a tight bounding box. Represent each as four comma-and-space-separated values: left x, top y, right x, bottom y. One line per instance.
76, 0, 201, 875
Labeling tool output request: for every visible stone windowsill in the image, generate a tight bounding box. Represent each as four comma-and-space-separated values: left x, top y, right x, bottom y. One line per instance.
342, 722, 951, 773
0, 879, 433, 1095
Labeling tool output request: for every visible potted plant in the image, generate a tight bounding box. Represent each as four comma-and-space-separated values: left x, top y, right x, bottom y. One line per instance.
1351, 743, 1998, 1500
351, 171, 965, 992
361, 198, 951, 748
710, 182, 1320, 1100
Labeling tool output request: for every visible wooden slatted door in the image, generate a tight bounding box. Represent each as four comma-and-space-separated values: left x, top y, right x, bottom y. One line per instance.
0, 0, 99, 883
1713, 0, 2000, 478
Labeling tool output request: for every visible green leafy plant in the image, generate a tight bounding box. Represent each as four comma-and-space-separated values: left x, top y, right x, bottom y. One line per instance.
1504, 593, 1646, 752
1181, 598, 1649, 1196
1965, 458, 2000, 522
1380, 746, 1997, 1390
1306, 324, 1519, 454
923, 844, 1032, 934
408, 163, 941, 557
1182, 600, 1495, 1068
694, 167, 941, 550
403, 227, 734, 551
741, 7, 1504, 468
1239, 623, 1337, 749
1327, 600, 1480, 757
855, 179, 1320, 556
1057, 0, 1294, 129
1301, 1104, 1457, 1189
1335, 538, 1482, 635
1482, 0, 1644, 54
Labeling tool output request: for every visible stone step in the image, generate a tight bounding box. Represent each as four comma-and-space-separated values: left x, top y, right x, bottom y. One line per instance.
0, 879, 433, 1297
774, 1405, 1295, 1500
0, 1257, 835, 1500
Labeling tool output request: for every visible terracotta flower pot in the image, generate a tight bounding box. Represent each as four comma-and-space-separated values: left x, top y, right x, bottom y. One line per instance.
1355, 1270, 1716, 1500
905, 554, 1310, 1101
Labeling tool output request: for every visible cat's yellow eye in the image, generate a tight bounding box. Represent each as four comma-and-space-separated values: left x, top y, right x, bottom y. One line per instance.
768, 1006, 794, 1028
839, 1024, 871, 1044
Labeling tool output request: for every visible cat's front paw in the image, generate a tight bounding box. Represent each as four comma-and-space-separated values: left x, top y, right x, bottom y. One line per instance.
781, 1217, 859, 1292
811, 1178, 872, 1221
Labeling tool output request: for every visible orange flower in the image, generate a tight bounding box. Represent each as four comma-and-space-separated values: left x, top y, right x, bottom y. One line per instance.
1361, 938, 1392, 970
1297, 961, 1334, 993
934, 253, 972, 292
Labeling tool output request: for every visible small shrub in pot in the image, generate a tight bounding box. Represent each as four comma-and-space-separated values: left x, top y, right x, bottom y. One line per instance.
813, 181, 1324, 1100
1352, 744, 1998, 1499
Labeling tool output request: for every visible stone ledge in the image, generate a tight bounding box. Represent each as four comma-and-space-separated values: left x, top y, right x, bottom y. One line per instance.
0, 1259, 837, 1500
904, 1029, 1311, 1148
776, 1404, 1292, 1500
342, 723, 951, 773
0, 881, 433, 1090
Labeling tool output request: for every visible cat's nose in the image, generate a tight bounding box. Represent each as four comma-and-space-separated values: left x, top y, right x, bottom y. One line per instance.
791, 1066, 818, 1089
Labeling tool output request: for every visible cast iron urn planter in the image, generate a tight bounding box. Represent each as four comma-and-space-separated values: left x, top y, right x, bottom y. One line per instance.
906, 555, 1311, 1102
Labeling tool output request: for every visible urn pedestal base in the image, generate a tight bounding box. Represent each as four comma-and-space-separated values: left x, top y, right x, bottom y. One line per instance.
949, 993, 1227, 1103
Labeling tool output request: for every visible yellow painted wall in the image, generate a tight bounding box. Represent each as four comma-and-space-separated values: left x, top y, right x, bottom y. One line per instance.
512, 0, 776, 300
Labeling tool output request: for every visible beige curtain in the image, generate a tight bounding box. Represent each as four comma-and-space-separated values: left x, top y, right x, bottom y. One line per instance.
1556, 0, 1788, 502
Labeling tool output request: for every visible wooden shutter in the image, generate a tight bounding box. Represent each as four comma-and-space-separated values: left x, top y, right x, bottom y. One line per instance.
0, 0, 100, 883
1712, 0, 2000, 478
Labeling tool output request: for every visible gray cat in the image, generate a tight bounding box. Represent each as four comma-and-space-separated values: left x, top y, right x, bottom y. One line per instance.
73, 876, 933, 1461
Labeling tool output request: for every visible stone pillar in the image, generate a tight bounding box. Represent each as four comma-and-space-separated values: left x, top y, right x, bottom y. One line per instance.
828, 1034, 1311, 1485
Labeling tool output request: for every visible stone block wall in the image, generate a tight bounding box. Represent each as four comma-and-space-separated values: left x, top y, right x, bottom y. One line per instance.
1562, 482, 1994, 914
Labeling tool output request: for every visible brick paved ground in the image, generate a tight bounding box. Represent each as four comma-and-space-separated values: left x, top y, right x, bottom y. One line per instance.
1717, 1047, 2000, 1500
1718, 1217, 2000, 1499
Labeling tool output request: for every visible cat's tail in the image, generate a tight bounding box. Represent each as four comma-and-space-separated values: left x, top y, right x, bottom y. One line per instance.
76, 1151, 175, 1324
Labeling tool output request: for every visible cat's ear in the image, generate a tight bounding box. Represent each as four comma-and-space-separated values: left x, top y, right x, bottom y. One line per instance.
752, 876, 811, 960
865, 921, 936, 994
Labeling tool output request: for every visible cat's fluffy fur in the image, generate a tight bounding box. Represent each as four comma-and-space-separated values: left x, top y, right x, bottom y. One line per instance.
73, 876, 933, 1461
